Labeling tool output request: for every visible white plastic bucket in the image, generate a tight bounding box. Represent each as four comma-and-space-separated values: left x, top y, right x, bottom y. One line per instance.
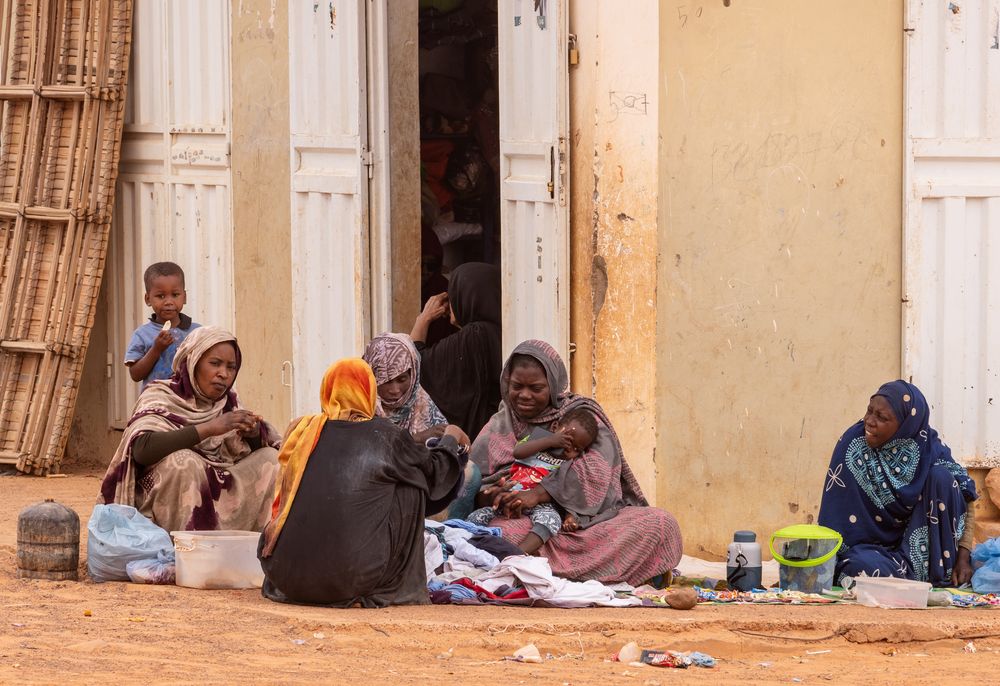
171, 530, 263, 589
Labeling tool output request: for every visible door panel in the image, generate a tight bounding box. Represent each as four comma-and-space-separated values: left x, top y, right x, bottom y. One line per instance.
903, 0, 1000, 465
288, 0, 370, 415
108, 0, 233, 426
498, 0, 570, 362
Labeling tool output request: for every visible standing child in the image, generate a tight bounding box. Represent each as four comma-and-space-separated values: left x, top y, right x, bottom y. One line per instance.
467, 406, 598, 554
124, 262, 201, 389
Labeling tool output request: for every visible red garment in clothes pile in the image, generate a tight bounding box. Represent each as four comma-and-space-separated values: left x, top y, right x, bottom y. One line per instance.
451, 576, 529, 601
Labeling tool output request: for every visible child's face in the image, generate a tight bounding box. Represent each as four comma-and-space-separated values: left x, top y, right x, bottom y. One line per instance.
557, 419, 594, 459
144, 274, 186, 325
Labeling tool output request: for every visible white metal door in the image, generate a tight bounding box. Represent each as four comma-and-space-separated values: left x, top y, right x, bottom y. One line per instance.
498, 0, 570, 361
107, 0, 234, 426
903, 0, 1000, 465
289, 0, 371, 416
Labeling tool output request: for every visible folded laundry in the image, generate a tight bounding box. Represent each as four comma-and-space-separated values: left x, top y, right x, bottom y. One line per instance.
452, 539, 499, 569
441, 519, 502, 537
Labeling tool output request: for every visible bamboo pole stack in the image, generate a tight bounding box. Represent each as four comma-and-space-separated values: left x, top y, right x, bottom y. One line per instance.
0, 0, 132, 474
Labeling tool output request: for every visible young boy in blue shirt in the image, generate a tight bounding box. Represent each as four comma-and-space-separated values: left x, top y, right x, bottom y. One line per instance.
124, 261, 201, 388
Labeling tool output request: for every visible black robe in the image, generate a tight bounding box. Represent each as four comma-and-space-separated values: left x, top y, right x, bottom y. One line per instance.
418, 262, 502, 440
258, 419, 466, 607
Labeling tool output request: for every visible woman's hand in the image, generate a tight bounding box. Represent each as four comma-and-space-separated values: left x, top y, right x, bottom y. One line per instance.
420, 293, 450, 322
952, 547, 973, 586
411, 293, 450, 343
443, 424, 470, 450
497, 485, 548, 516
477, 477, 513, 508
199, 410, 259, 440
413, 424, 446, 444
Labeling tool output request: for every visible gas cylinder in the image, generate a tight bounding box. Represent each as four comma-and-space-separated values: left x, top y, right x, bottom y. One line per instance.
17, 499, 80, 581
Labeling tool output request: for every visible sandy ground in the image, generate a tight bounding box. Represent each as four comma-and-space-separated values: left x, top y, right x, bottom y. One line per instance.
3, 472, 1000, 685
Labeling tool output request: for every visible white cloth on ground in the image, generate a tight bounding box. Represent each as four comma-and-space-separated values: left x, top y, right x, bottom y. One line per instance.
425, 519, 475, 550
424, 531, 444, 581
437, 557, 488, 582
452, 539, 499, 569
476, 555, 641, 608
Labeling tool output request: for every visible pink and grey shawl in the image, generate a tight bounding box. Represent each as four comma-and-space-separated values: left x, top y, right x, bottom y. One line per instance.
363, 332, 447, 435
470, 339, 682, 584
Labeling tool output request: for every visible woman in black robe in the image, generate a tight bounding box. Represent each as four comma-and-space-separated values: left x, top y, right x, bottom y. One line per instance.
410, 262, 502, 440
258, 358, 469, 607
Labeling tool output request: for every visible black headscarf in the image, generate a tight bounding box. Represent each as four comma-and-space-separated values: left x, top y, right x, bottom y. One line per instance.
448, 262, 501, 326
419, 263, 502, 439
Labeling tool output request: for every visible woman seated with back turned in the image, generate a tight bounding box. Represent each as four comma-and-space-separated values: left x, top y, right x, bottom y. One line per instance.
98, 326, 280, 532
258, 358, 470, 607
819, 380, 977, 586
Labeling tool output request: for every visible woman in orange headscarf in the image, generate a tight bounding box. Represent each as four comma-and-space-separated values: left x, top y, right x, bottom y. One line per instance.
258, 358, 470, 607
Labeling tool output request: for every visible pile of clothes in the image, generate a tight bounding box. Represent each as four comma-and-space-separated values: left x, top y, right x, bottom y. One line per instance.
424, 519, 642, 607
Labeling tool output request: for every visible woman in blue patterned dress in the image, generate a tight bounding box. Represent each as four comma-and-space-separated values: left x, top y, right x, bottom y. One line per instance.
818, 380, 977, 586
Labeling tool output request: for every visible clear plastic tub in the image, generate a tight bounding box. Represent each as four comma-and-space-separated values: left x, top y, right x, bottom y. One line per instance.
854, 576, 931, 609
171, 530, 264, 589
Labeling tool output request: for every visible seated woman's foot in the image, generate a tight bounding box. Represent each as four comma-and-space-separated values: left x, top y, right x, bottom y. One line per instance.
519, 532, 544, 555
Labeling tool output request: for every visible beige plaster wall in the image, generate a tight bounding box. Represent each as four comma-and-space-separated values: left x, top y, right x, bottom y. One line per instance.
657, 1, 904, 557
230, 0, 293, 429
568, 1, 661, 499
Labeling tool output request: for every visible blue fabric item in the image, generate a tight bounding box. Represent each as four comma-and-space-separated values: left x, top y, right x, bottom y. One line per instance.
687, 652, 716, 668
445, 462, 482, 521
427, 579, 447, 592
124, 315, 200, 388
442, 518, 501, 537
439, 583, 478, 602
818, 380, 977, 585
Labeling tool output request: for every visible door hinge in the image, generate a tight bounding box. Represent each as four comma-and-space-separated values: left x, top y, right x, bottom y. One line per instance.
362, 150, 374, 179
106, 351, 113, 379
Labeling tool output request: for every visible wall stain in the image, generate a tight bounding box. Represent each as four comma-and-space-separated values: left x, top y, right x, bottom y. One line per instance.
617, 212, 634, 222
592, 254, 608, 318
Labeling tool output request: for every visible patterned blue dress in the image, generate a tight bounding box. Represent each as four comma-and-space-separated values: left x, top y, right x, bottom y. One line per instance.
818, 380, 977, 586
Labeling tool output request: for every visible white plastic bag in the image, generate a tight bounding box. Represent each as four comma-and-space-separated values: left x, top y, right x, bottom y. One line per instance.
126, 549, 176, 585
86, 504, 173, 582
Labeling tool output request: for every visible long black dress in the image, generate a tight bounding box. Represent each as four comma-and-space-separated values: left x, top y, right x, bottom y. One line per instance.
418, 262, 502, 440
259, 419, 466, 607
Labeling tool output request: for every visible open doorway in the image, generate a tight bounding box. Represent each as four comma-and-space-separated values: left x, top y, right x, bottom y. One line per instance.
416, 1, 500, 345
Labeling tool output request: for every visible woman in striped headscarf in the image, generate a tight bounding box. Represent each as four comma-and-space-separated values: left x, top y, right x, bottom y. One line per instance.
258, 358, 469, 607
363, 332, 447, 443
